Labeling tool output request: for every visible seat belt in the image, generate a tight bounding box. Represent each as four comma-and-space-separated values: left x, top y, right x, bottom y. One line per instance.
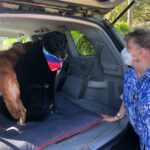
56, 57, 70, 92
78, 42, 104, 99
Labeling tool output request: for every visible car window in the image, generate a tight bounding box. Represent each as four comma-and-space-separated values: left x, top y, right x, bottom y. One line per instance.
0, 36, 30, 51
70, 30, 96, 56
32, 34, 44, 42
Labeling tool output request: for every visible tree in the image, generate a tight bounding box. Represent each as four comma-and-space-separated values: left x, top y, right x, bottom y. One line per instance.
105, 0, 150, 25
133, 0, 150, 23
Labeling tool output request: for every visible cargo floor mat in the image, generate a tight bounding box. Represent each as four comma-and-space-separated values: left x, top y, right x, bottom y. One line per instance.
0, 93, 102, 150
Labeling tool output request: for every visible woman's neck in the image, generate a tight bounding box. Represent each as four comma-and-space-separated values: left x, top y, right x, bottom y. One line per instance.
135, 64, 149, 79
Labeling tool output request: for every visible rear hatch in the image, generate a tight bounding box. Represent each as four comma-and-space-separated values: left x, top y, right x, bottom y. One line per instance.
0, 0, 125, 17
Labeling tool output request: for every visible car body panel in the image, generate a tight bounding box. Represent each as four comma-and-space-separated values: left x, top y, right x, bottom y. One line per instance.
0, 0, 125, 17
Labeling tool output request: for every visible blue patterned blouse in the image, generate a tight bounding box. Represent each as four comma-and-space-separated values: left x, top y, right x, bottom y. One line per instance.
122, 67, 150, 150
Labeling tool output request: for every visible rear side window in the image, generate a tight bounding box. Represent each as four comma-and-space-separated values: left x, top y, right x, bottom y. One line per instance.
32, 34, 44, 42
70, 30, 96, 56
0, 36, 30, 51
0, 37, 17, 50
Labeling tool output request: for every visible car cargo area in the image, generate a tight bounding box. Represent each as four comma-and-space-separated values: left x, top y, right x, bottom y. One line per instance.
0, 14, 128, 150
0, 92, 128, 150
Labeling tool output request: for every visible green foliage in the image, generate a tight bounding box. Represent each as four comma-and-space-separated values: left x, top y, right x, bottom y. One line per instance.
70, 31, 96, 56
105, 1, 127, 22
105, 2, 127, 22
0, 37, 17, 50
105, 0, 150, 25
0, 36, 30, 50
114, 21, 133, 37
133, 0, 150, 23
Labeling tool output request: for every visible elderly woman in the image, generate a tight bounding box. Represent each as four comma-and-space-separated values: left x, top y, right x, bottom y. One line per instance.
101, 29, 150, 150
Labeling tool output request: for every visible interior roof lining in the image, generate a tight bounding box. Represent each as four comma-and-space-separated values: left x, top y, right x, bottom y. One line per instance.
0, 14, 103, 38
0, 13, 120, 61
0, 14, 101, 29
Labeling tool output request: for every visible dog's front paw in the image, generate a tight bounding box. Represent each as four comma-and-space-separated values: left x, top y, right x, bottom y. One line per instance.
17, 118, 25, 125
17, 111, 26, 125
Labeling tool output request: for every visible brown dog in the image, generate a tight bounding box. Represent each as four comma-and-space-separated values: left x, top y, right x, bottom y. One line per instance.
0, 43, 27, 124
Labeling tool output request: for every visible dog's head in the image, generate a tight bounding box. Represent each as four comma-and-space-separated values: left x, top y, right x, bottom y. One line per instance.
42, 31, 67, 60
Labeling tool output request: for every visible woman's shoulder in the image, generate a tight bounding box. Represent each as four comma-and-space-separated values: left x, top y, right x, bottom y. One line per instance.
125, 67, 134, 76
123, 67, 135, 84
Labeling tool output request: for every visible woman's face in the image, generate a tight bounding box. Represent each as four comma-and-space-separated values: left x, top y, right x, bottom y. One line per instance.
127, 39, 142, 68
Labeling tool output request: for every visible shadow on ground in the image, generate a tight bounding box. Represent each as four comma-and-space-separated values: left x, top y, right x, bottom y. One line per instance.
112, 124, 140, 150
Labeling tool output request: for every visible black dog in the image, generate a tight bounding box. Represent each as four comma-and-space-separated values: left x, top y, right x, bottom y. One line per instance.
15, 31, 67, 121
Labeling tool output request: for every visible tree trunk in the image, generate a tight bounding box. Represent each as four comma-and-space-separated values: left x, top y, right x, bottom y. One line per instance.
127, 0, 132, 25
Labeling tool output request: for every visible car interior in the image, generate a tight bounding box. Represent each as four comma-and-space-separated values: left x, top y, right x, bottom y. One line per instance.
0, 13, 129, 150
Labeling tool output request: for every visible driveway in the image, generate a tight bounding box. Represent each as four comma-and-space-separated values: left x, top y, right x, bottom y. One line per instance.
112, 124, 140, 150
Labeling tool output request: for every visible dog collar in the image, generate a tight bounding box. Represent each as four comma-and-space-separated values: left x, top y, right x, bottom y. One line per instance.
43, 47, 61, 71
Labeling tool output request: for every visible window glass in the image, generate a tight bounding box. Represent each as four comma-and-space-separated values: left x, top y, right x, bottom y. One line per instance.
70, 30, 96, 56
0, 36, 30, 51
32, 34, 44, 42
